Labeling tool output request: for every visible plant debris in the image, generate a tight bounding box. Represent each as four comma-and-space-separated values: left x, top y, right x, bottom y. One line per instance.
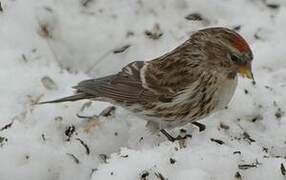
262, 147, 268, 153
66, 153, 80, 164
210, 138, 225, 145
178, 129, 192, 148
0, 136, 8, 147
120, 154, 128, 158
113, 44, 130, 54
242, 131, 255, 143
145, 23, 163, 40
192, 121, 206, 132
281, 163, 286, 176
233, 25, 241, 31
81, 0, 93, 7
76, 113, 97, 119
140, 170, 149, 180
98, 154, 109, 163
41, 134, 46, 141
38, 23, 53, 39
65, 125, 76, 141
139, 137, 144, 142
0, 120, 14, 131
54, 116, 63, 122
0, 1, 3, 12
266, 3, 280, 9
169, 158, 176, 164
264, 85, 273, 91
234, 171, 242, 179
126, 31, 134, 37
185, 13, 204, 21
41, 76, 58, 90
238, 160, 261, 170
275, 108, 284, 119
238, 163, 257, 170
219, 122, 230, 130
254, 33, 261, 40
233, 151, 241, 155
21, 54, 28, 62
155, 172, 167, 180
90, 168, 98, 178
76, 138, 90, 155
99, 106, 116, 117
250, 114, 263, 122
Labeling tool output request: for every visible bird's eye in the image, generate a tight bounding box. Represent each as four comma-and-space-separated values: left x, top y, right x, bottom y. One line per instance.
229, 53, 248, 66
230, 53, 240, 63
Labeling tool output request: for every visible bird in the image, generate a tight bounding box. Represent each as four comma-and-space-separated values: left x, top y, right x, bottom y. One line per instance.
39, 27, 254, 142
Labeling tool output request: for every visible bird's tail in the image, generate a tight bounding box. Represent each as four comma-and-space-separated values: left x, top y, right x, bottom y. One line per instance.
38, 93, 88, 104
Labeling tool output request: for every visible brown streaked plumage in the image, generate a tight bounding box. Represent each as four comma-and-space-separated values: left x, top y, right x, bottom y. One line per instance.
40, 27, 253, 138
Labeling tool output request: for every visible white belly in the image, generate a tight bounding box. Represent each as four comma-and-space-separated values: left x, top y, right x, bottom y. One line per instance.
214, 76, 238, 111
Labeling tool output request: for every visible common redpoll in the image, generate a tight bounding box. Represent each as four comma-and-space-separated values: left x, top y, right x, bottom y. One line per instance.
40, 27, 253, 141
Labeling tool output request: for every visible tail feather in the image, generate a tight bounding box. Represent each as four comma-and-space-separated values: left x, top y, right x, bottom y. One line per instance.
38, 93, 89, 104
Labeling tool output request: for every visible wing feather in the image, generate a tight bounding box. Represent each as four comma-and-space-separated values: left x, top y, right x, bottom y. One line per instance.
74, 44, 199, 104
74, 61, 156, 103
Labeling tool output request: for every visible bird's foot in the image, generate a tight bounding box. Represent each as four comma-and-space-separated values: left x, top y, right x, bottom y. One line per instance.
191, 121, 206, 132
160, 129, 192, 148
160, 129, 176, 142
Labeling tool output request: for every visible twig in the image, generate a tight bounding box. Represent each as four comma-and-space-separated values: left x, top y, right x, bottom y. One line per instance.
76, 138, 90, 155
66, 153, 80, 164
281, 163, 286, 176
65, 125, 76, 141
0, 120, 14, 131
99, 106, 116, 117
0, 1, 3, 12
81, 0, 93, 7
238, 160, 261, 170
210, 138, 225, 145
154, 172, 167, 180
234, 172, 242, 179
113, 45, 130, 54
140, 170, 149, 180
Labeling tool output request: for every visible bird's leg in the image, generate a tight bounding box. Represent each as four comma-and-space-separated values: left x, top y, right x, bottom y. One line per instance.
160, 129, 176, 142
191, 121, 206, 132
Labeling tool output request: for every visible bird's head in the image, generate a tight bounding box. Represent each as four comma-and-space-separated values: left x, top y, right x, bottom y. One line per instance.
192, 27, 254, 80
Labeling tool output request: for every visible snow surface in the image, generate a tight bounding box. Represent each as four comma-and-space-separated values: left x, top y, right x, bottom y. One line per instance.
1, 0, 286, 179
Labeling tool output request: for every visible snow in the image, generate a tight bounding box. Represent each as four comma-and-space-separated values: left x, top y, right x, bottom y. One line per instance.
1, 0, 286, 179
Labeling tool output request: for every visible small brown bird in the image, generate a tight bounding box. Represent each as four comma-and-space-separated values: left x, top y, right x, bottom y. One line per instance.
40, 27, 253, 141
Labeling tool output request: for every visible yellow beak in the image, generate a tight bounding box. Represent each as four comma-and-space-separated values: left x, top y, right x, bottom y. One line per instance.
238, 66, 254, 80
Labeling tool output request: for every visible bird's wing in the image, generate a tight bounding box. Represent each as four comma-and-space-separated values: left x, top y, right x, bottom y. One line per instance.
75, 46, 197, 104
74, 61, 157, 103
40, 40, 201, 105
141, 43, 198, 95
